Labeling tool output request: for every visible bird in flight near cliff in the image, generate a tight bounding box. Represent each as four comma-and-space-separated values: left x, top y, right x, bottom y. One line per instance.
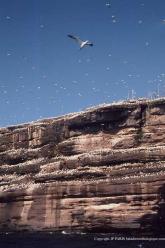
67, 34, 93, 49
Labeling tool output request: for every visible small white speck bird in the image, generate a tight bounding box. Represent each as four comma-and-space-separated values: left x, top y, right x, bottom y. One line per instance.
68, 34, 93, 49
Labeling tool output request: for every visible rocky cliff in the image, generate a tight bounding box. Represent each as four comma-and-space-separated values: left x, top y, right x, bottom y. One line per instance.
0, 98, 165, 234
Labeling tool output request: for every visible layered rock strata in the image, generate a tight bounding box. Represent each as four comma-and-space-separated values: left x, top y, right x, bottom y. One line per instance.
0, 98, 165, 234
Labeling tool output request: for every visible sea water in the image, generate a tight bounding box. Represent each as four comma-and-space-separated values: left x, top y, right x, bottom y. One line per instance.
0, 232, 164, 248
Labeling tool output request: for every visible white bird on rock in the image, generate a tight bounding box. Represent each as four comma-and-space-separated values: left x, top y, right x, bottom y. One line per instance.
67, 34, 93, 49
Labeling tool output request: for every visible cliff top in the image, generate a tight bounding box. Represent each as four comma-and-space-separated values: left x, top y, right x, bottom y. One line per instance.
1, 97, 165, 131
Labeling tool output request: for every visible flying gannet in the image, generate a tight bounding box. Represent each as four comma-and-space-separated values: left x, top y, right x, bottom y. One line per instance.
68, 34, 93, 49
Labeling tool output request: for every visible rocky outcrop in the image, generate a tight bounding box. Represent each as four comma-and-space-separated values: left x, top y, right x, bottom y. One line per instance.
0, 98, 165, 234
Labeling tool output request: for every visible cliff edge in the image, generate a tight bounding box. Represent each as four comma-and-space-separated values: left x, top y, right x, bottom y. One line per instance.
0, 98, 165, 234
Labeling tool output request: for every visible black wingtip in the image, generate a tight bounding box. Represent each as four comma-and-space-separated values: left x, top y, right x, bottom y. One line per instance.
67, 34, 73, 38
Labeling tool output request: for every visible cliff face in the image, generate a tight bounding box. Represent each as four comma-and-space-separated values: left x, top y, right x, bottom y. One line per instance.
0, 98, 165, 234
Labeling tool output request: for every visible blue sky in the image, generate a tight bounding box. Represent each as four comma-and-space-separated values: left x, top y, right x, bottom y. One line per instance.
1, 0, 165, 127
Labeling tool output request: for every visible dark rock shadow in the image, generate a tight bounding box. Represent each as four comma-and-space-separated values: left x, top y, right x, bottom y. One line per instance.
140, 183, 165, 236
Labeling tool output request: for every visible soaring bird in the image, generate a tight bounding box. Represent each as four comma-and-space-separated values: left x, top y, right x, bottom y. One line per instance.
67, 34, 93, 49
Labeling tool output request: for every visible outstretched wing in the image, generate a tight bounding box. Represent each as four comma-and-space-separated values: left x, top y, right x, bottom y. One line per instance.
67, 34, 83, 45
86, 42, 93, 46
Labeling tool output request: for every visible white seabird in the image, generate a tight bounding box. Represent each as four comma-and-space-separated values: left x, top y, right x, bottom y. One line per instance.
67, 34, 93, 49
